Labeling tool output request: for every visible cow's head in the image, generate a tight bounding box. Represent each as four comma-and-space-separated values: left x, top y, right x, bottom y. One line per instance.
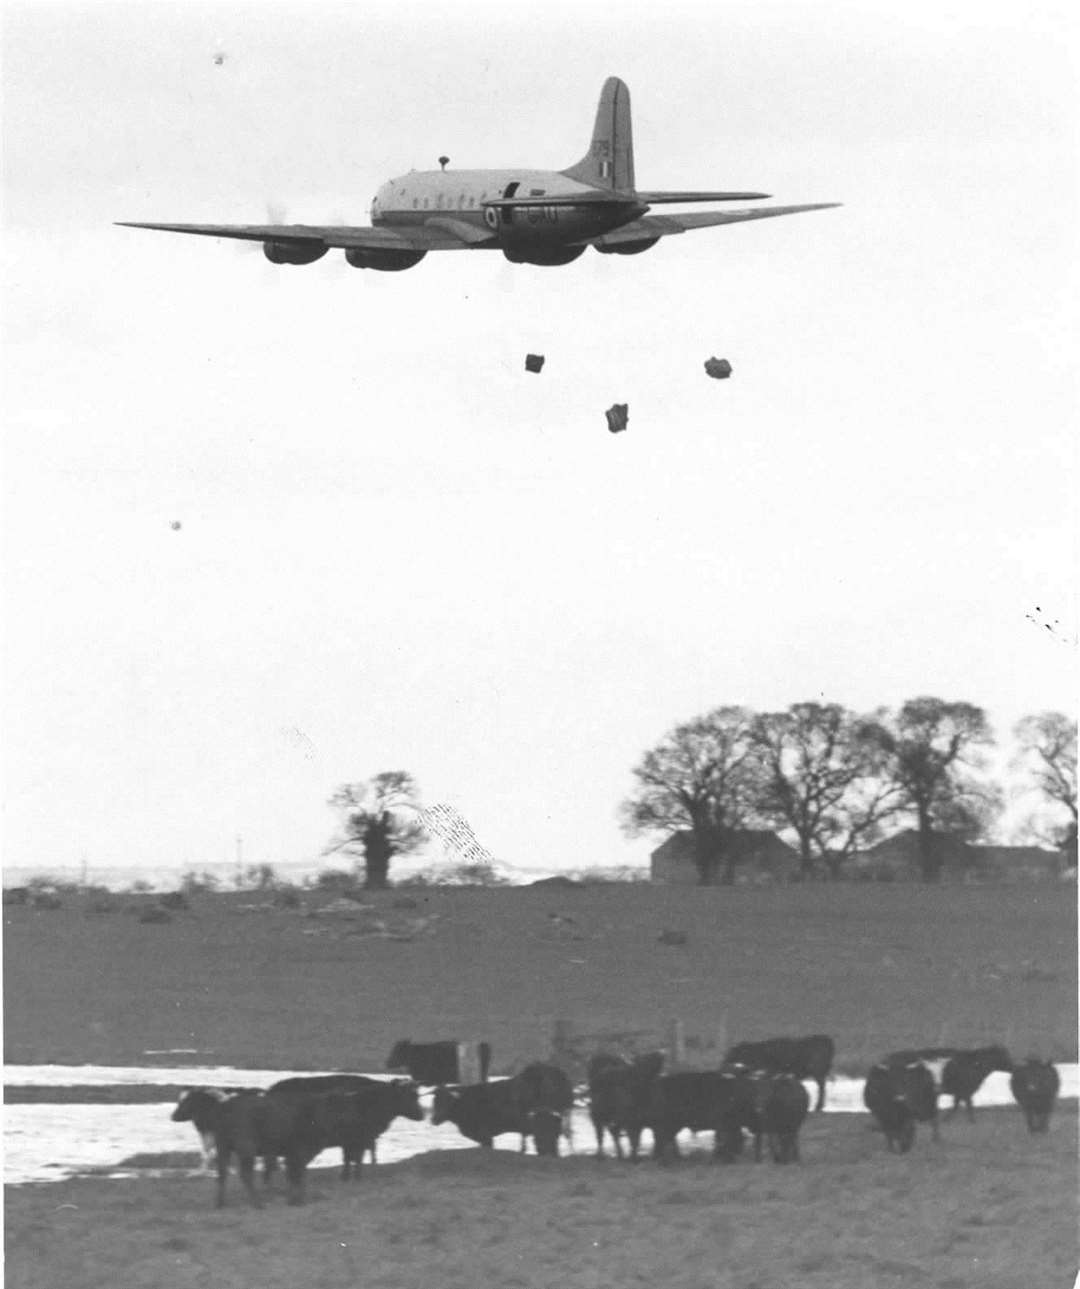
528, 1109, 562, 1156
391, 1079, 425, 1122
171, 1087, 226, 1122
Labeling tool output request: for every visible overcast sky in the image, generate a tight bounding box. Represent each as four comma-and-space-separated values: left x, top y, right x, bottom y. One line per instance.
2, 0, 1076, 878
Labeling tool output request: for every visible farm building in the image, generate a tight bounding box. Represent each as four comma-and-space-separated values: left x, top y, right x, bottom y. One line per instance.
850, 830, 1067, 882
650, 830, 799, 885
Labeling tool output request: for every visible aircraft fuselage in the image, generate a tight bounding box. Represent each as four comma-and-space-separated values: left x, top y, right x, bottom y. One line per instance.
371, 169, 646, 247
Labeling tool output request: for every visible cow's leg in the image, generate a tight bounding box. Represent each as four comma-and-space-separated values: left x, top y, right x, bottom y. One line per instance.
965, 1097, 975, 1124
285, 1154, 307, 1206
815, 1076, 826, 1112
263, 1153, 277, 1187
592, 1117, 605, 1158
215, 1146, 230, 1208
239, 1153, 262, 1208
930, 1112, 940, 1142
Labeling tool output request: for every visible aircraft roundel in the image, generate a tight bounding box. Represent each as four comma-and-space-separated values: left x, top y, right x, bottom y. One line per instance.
484, 206, 498, 230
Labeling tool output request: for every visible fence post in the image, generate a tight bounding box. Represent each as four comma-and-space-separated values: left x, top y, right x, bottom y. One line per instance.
715, 1013, 728, 1062
551, 1018, 575, 1072
668, 1018, 686, 1068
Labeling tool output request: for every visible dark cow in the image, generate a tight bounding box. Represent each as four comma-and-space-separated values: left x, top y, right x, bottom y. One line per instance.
646, 1070, 748, 1163
267, 1074, 381, 1172
744, 1071, 810, 1163
1010, 1058, 1060, 1133
511, 1062, 574, 1115
864, 1061, 938, 1152
431, 1081, 526, 1149
432, 1062, 573, 1152
171, 1087, 265, 1171
210, 1082, 423, 1207
940, 1046, 1013, 1121
386, 1039, 492, 1085
587, 1051, 664, 1161
724, 1035, 834, 1111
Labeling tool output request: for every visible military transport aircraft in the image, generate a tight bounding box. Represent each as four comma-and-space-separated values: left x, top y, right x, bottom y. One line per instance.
118, 77, 838, 272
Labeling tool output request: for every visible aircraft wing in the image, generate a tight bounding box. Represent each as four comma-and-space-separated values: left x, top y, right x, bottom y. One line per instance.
588, 203, 841, 246
115, 220, 494, 251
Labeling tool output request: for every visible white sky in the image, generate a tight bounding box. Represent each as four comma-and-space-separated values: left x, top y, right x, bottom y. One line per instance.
2, 0, 1077, 877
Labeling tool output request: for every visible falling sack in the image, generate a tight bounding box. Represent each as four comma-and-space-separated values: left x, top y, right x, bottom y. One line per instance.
704, 357, 733, 380
525, 353, 545, 373
605, 403, 629, 434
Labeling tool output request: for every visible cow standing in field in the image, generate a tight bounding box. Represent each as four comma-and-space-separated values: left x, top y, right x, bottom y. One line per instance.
749, 1071, 811, 1163
587, 1051, 664, 1161
171, 1087, 265, 1172
210, 1082, 423, 1207
1010, 1058, 1060, 1133
724, 1035, 835, 1112
940, 1046, 1013, 1121
646, 1070, 748, 1163
885, 1045, 1012, 1122
267, 1073, 381, 1172
386, 1039, 492, 1084
863, 1061, 938, 1152
432, 1062, 573, 1152
431, 1080, 526, 1149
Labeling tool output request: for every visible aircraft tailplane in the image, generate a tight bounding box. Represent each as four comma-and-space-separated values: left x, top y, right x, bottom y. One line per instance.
561, 76, 635, 193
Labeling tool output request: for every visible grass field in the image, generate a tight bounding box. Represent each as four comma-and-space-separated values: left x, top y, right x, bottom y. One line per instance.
5, 1107, 1077, 1289
4, 882, 1076, 1289
3, 883, 1075, 1072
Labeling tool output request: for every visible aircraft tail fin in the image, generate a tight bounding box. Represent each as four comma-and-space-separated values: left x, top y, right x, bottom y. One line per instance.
561, 77, 635, 193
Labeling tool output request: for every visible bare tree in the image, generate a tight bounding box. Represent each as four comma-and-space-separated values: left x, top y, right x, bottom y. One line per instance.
869, 697, 1000, 881
1013, 711, 1077, 864
752, 703, 900, 879
620, 706, 766, 885
325, 771, 426, 890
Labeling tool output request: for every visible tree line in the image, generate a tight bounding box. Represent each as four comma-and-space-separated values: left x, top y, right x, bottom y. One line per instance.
620, 698, 1077, 885
323, 701, 1075, 889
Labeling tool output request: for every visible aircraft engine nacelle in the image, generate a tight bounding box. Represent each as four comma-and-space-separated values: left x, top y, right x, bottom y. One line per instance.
263, 241, 328, 265
594, 238, 660, 256
344, 247, 427, 271
501, 245, 586, 267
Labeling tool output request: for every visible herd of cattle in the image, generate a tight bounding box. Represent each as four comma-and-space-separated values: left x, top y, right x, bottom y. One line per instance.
170, 1036, 1064, 1207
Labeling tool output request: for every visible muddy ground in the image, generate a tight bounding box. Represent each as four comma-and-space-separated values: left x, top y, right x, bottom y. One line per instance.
6, 1107, 1076, 1289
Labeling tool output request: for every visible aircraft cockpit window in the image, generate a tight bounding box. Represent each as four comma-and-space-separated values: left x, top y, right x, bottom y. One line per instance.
423, 198, 429, 209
